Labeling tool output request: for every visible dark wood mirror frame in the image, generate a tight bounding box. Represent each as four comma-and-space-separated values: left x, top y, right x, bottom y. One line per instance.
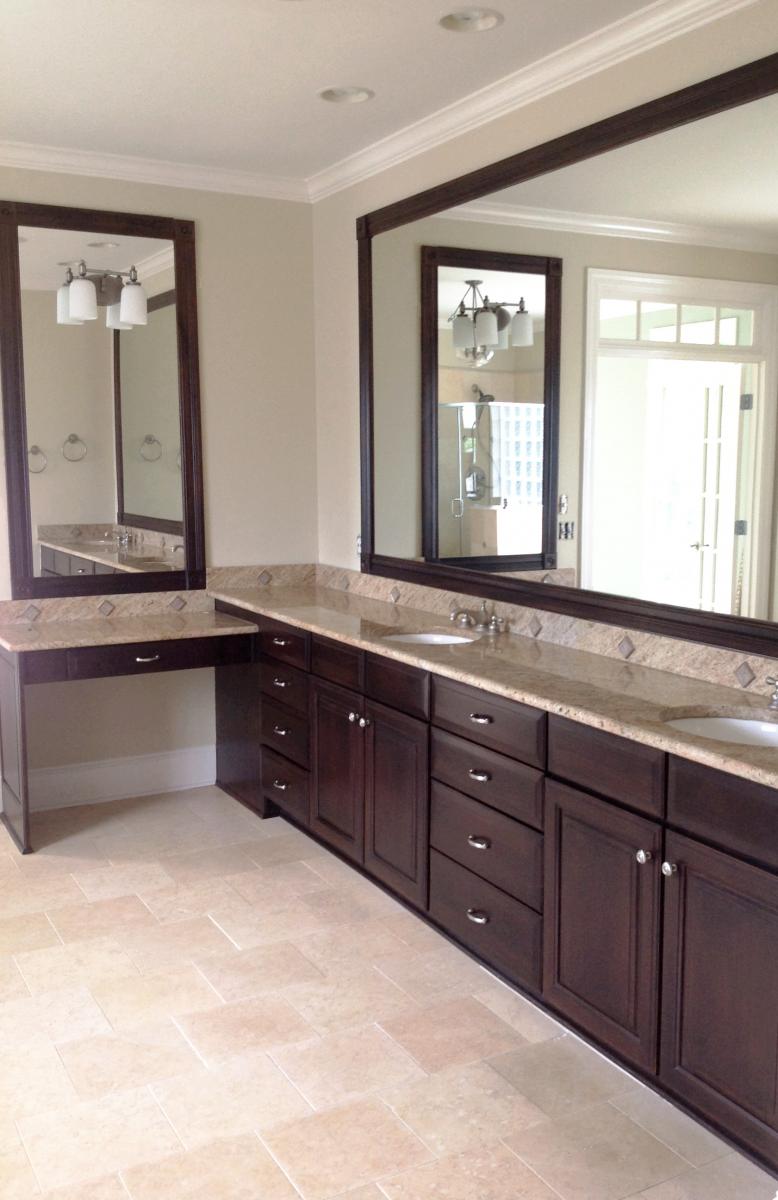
358, 50, 778, 657
113, 288, 184, 538
0, 200, 205, 598
421, 245, 561, 572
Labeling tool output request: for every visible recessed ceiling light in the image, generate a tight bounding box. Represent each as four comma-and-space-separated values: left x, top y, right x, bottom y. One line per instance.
319, 86, 375, 104
439, 8, 504, 32
87, 240, 119, 249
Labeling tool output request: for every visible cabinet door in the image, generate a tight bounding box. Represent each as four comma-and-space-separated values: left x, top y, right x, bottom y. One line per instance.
364, 699, 429, 908
660, 831, 778, 1168
544, 781, 662, 1071
310, 679, 365, 862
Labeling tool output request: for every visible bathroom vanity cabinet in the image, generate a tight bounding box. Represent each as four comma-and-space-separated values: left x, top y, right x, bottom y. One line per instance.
213, 603, 778, 1175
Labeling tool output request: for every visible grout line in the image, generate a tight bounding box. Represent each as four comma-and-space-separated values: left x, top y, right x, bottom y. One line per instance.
147, 1081, 187, 1151
42, 910, 66, 946
13, 1117, 46, 1196
117, 1170, 134, 1198
254, 1128, 306, 1198
191, 959, 229, 1003
499, 1137, 568, 1200
203, 911, 244, 951
169, 1014, 212, 1070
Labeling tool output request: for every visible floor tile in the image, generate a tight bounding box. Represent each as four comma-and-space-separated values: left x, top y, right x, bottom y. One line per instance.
118, 917, 236, 973
73, 863, 175, 902
41, 1176, 128, 1200
0, 986, 111, 1045
378, 1142, 559, 1199
1, 875, 85, 919
0, 911, 60, 956
209, 895, 334, 949
611, 1088, 730, 1167
271, 1024, 425, 1109
0, 1143, 40, 1199
138, 877, 243, 924
195, 941, 324, 1001
90, 964, 223, 1031
490, 1035, 640, 1118
14, 936, 139, 995
18, 1086, 182, 1191
281, 964, 418, 1036
46, 896, 156, 943
158, 843, 261, 885
632, 1151, 778, 1198
381, 996, 522, 1072
293, 921, 409, 974
244, 834, 324, 868
301, 886, 403, 925
176, 994, 316, 1064
378, 913, 449, 952
121, 1133, 299, 1199
229, 860, 335, 901
0, 955, 29, 1002
0, 1034, 78, 1124
381, 1061, 547, 1156
507, 1100, 688, 1200
263, 1097, 431, 1199
152, 1051, 312, 1145
57, 1021, 201, 1099
475, 982, 567, 1043
374, 944, 490, 1003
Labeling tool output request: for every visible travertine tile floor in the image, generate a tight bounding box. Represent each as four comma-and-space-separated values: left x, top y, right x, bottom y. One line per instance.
0, 786, 775, 1200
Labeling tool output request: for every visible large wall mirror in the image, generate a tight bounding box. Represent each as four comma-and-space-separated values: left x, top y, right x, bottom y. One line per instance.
361, 53, 778, 655
0, 201, 204, 598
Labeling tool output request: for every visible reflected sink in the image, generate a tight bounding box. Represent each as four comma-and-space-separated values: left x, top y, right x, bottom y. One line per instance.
665, 716, 778, 747
381, 632, 476, 646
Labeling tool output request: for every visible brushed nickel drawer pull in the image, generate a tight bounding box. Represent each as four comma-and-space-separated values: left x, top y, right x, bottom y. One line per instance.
272, 779, 289, 792
468, 769, 491, 783
272, 677, 290, 688
466, 908, 489, 925
135, 654, 161, 664
469, 713, 493, 725
467, 835, 491, 850
272, 637, 292, 647
273, 724, 291, 737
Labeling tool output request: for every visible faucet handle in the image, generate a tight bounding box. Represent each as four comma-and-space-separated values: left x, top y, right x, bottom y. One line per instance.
768, 677, 778, 686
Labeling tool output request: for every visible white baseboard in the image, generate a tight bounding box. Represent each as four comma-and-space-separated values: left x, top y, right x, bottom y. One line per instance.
27, 745, 216, 812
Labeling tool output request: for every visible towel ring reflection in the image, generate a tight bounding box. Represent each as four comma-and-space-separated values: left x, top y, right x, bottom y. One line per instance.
62, 434, 87, 462
140, 435, 163, 462
28, 445, 48, 473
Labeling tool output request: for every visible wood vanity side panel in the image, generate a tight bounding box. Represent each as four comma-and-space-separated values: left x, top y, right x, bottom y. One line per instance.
0, 649, 30, 852
668, 757, 778, 872
215, 659, 264, 814
548, 715, 666, 817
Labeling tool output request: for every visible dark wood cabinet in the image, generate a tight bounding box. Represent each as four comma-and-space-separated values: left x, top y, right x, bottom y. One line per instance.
660, 831, 778, 1165
310, 679, 365, 862
364, 698, 429, 907
543, 780, 662, 1071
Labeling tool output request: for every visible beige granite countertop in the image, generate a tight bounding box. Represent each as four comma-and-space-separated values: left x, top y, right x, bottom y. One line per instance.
210, 583, 778, 790
39, 538, 183, 575
0, 610, 257, 653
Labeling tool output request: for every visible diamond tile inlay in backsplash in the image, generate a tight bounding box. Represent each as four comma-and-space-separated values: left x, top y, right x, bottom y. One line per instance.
735, 661, 757, 688
98, 601, 115, 617
22, 605, 41, 622
168, 596, 187, 612
618, 636, 636, 661
528, 615, 543, 638
258, 570, 273, 585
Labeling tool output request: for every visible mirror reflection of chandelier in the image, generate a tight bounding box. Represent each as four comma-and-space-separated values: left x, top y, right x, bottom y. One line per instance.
449, 279, 534, 367
56, 259, 148, 330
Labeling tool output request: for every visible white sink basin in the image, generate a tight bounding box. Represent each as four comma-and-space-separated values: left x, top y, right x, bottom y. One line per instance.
665, 716, 778, 747
381, 632, 475, 646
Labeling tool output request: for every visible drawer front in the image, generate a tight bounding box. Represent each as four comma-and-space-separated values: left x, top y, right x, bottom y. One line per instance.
257, 616, 310, 671
66, 635, 251, 681
311, 635, 364, 691
40, 546, 55, 573
431, 727, 544, 830
261, 697, 310, 768
429, 849, 542, 994
430, 781, 543, 911
53, 550, 71, 576
432, 676, 546, 767
94, 562, 116, 575
548, 715, 665, 818
365, 653, 430, 720
668, 756, 778, 872
260, 660, 310, 715
261, 748, 310, 825
69, 555, 95, 577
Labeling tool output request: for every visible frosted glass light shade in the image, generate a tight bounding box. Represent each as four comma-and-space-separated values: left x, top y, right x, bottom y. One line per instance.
511, 308, 533, 347
475, 306, 498, 347
56, 283, 83, 325
452, 311, 473, 350
106, 303, 132, 330
120, 280, 148, 326
68, 277, 97, 321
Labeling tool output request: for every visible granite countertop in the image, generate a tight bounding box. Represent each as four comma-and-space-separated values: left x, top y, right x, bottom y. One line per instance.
39, 538, 183, 575
0, 610, 258, 653
209, 583, 778, 789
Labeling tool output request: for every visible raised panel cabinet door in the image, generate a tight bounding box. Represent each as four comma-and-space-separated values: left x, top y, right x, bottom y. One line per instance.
310, 678, 365, 863
364, 698, 429, 909
544, 780, 662, 1071
660, 831, 778, 1170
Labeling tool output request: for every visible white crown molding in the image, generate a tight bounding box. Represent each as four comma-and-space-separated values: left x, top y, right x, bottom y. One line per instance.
306, 0, 758, 201
136, 245, 176, 279
0, 139, 309, 203
441, 200, 778, 254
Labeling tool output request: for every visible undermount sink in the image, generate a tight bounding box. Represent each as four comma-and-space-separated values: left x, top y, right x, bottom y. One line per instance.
381, 631, 476, 646
665, 716, 778, 747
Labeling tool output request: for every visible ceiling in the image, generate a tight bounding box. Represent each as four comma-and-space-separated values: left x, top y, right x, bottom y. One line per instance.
18, 228, 172, 291
438, 266, 546, 329
1, 0, 710, 194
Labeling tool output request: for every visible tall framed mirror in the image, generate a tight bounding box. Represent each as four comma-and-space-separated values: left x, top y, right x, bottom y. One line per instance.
360, 52, 778, 656
0, 200, 205, 599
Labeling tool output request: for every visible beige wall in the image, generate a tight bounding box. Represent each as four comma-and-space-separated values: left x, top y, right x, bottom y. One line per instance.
313, 0, 778, 571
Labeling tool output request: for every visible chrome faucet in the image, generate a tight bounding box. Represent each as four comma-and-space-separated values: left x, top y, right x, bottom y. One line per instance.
766, 677, 778, 710
450, 601, 507, 635
450, 608, 476, 628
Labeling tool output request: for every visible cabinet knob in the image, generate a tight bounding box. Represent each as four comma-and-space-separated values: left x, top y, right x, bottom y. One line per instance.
273, 725, 290, 737
272, 637, 291, 647
661, 861, 678, 877
358, 716, 371, 729
272, 677, 290, 688
468, 769, 491, 783
272, 779, 288, 792
348, 711, 359, 723
636, 849, 652, 865
469, 713, 493, 725
466, 908, 490, 925
467, 835, 491, 851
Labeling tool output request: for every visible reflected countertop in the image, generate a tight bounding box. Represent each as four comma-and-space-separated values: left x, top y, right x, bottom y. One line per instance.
38, 538, 183, 574
209, 583, 778, 789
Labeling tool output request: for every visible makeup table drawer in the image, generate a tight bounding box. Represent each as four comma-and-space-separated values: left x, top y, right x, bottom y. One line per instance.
431, 727, 544, 830
430, 781, 543, 910
432, 676, 546, 767
261, 696, 310, 767
261, 747, 310, 825
260, 660, 310, 715
429, 849, 542, 994
66, 634, 252, 681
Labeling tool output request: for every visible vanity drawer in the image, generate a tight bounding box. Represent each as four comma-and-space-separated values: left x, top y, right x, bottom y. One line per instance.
260, 660, 310, 715
257, 617, 310, 671
431, 727, 544, 830
668, 757, 778, 872
53, 550, 71, 576
432, 676, 546, 767
69, 555, 95, 577
429, 849, 542, 993
365, 653, 430, 720
261, 697, 310, 768
66, 634, 251, 681
431, 781, 543, 910
312, 635, 365, 691
548, 715, 666, 818
261, 747, 310, 825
